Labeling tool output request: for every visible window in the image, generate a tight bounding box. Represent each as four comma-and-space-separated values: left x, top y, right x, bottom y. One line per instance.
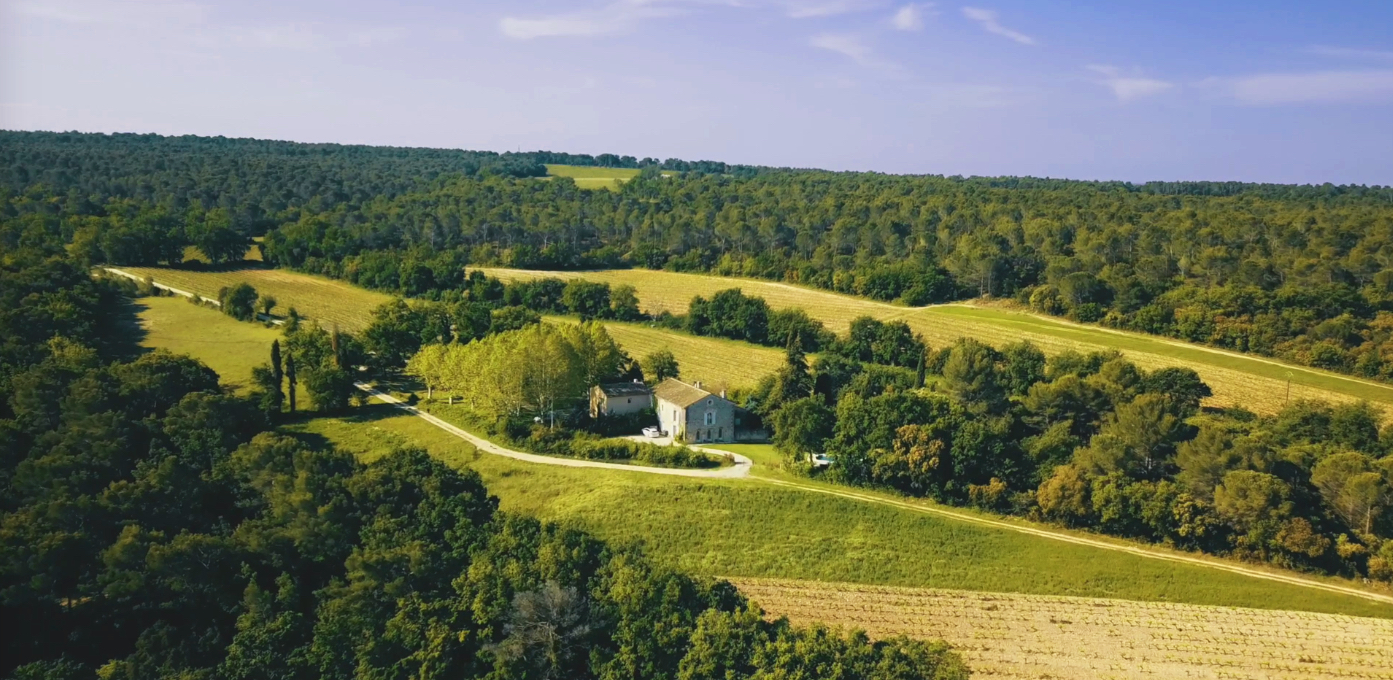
704, 410, 716, 426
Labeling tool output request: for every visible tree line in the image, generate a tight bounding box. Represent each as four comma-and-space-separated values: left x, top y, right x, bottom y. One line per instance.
10, 131, 1393, 388
0, 180, 968, 680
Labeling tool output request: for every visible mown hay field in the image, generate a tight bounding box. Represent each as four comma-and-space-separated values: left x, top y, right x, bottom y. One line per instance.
117, 266, 391, 332
733, 578, 1393, 680
478, 267, 1393, 415
585, 319, 786, 391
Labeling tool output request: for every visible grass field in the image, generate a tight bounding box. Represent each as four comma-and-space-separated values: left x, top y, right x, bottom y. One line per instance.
117, 266, 391, 332
131, 296, 306, 404
478, 267, 1393, 415
545, 164, 641, 190
733, 578, 1393, 680
282, 408, 1393, 619
564, 317, 787, 391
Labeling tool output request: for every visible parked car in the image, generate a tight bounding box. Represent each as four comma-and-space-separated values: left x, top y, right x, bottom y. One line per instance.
642, 426, 662, 438
811, 453, 833, 468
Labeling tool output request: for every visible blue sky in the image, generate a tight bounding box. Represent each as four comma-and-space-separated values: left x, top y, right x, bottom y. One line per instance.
3, 0, 1393, 184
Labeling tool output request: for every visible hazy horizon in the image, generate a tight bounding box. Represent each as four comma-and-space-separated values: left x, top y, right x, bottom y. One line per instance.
4, 0, 1392, 185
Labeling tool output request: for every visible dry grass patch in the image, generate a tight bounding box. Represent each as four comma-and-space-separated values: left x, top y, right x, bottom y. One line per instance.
733, 577, 1393, 680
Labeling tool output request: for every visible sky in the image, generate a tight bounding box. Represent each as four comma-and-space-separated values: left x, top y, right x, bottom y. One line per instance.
3, 0, 1393, 185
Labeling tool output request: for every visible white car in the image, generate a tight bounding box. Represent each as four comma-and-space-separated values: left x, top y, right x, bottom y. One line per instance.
642, 426, 662, 438
811, 453, 833, 468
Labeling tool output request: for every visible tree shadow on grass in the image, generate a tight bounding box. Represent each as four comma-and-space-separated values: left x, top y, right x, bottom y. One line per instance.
108, 297, 153, 361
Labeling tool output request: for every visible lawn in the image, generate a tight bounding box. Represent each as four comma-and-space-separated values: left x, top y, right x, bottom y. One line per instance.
478, 267, 1393, 415
116, 265, 392, 332
285, 408, 1393, 619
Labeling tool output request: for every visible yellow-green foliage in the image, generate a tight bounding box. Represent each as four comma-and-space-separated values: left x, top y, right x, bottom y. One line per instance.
478, 267, 1393, 415
407, 321, 625, 419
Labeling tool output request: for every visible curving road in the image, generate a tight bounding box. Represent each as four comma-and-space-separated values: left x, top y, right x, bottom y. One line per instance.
356, 383, 753, 478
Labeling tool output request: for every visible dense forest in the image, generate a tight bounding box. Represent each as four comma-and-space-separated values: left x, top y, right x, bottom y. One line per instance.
0, 181, 970, 679
8, 130, 1393, 388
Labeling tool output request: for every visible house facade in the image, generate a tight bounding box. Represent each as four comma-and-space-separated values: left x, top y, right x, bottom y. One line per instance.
652, 378, 736, 444
589, 381, 653, 418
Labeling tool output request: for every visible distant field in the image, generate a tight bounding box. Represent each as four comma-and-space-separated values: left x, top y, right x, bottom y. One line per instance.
545, 164, 640, 190
285, 409, 1393, 619
132, 296, 306, 404
117, 266, 391, 332
586, 319, 786, 391
734, 578, 1393, 680
478, 267, 1393, 415
180, 238, 262, 264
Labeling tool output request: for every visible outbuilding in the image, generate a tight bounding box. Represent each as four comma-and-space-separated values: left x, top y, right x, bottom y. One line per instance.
589, 381, 653, 418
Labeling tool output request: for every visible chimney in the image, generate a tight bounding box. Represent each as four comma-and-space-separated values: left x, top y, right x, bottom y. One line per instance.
720, 389, 727, 399
694, 381, 702, 390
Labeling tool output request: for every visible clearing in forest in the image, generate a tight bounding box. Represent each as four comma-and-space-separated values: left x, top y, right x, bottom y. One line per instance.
477, 267, 1393, 415
731, 577, 1393, 680
131, 296, 305, 404
117, 266, 391, 332
544, 164, 640, 190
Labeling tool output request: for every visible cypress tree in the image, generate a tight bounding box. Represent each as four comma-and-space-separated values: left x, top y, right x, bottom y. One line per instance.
285, 353, 297, 413
270, 340, 285, 414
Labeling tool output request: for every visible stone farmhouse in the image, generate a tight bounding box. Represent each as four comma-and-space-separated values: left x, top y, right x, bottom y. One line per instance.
589, 381, 653, 418
653, 378, 736, 444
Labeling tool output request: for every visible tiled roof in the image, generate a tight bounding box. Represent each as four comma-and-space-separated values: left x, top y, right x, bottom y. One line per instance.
597, 382, 652, 397
652, 378, 712, 408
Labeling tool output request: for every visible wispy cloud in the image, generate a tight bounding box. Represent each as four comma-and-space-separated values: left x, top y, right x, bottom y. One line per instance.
1086, 65, 1174, 101
961, 6, 1034, 45
238, 23, 407, 52
1220, 70, 1393, 105
782, 0, 884, 18
891, 3, 934, 31
1305, 45, 1393, 62
11, 0, 205, 26
500, 0, 683, 39
810, 33, 901, 72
